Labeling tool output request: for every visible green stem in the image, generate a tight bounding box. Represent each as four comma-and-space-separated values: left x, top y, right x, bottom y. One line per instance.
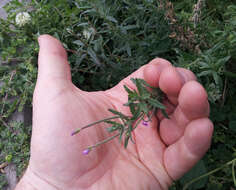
72, 116, 120, 135
88, 133, 120, 149
232, 160, 236, 187
183, 158, 236, 190
133, 113, 145, 130
145, 108, 156, 122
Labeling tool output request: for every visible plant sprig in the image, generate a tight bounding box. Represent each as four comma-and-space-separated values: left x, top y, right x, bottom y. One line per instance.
72, 78, 168, 154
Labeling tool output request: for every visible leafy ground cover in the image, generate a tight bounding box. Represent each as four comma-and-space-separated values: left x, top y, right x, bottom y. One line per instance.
0, 0, 235, 189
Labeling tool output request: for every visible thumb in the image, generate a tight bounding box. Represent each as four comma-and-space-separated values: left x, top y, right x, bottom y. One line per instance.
37, 34, 71, 83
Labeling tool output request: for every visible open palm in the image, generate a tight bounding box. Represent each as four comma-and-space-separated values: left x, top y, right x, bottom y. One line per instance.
17, 35, 213, 190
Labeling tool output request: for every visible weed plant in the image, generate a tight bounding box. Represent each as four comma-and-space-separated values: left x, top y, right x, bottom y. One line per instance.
0, 0, 235, 189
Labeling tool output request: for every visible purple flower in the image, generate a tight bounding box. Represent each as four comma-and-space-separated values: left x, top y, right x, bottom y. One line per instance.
82, 149, 91, 155
142, 121, 148, 126
71, 131, 77, 136
71, 129, 81, 136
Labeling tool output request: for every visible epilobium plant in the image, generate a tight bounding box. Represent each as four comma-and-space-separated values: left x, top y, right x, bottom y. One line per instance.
72, 78, 168, 154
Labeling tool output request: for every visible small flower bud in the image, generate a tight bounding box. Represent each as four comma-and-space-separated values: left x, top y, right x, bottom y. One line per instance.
71, 129, 81, 136
82, 149, 91, 155
71, 132, 76, 136
142, 121, 148, 126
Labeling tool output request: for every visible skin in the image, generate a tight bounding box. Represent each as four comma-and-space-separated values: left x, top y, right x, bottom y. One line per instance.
15, 35, 213, 190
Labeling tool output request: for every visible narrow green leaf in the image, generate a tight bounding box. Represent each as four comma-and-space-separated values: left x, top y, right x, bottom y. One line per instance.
106, 16, 118, 23
82, 8, 96, 15
128, 91, 139, 100
135, 78, 149, 97
123, 25, 138, 30
108, 109, 127, 119
232, 160, 236, 187
148, 98, 166, 109
124, 85, 133, 94
129, 103, 136, 115
88, 48, 101, 66
128, 122, 133, 132
123, 101, 132, 106
130, 78, 137, 85
135, 79, 144, 96
197, 70, 212, 77
106, 126, 118, 132
124, 135, 130, 148
139, 102, 149, 114
119, 127, 124, 142
212, 72, 222, 86
134, 79, 151, 98
201, 54, 211, 64
77, 23, 89, 27
216, 56, 231, 65
131, 104, 141, 119
198, 61, 210, 69
104, 120, 121, 126
126, 43, 131, 56
138, 79, 153, 88
76, 54, 86, 66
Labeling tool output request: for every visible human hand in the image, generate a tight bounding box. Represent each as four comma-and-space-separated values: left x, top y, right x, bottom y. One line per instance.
15, 35, 213, 190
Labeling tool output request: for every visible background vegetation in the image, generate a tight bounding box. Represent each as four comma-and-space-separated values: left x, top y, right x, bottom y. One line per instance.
0, 0, 235, 189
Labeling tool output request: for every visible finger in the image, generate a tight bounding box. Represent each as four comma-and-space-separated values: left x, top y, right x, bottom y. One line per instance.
105, 58, 171, 104
163, 118, 213, 180
157, 68, 197, 118
37, 34, 71, 83
159, 67, 196, 105
160, 81, 210, 145
134, 116, 172, 189
120, 58, 172, 89
178, 81, 210, 119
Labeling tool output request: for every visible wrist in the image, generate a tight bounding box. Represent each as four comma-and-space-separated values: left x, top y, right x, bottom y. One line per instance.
15, 175, 37, 190
15, 167, 59, 190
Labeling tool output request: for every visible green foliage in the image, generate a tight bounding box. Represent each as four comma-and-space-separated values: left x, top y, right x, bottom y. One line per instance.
74, 78, 167, 150
181, 160, 208, 190
68, 0, 173, 90
171, 1, 236, 189
0, 0, 236, 189
0, 121, 31, 188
